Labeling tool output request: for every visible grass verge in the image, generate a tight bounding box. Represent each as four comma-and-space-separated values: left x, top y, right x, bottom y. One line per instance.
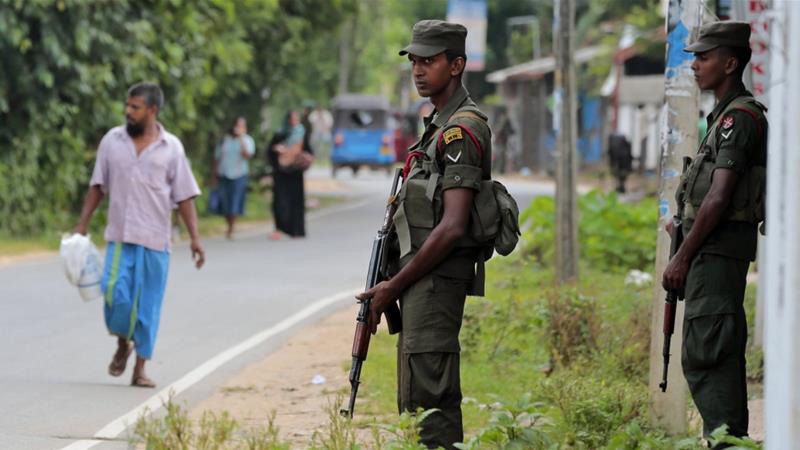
133, 395, 291, 450
0, 187, 343, 258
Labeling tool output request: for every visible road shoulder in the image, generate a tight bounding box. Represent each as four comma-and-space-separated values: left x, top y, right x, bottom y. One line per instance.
189, 304, 359, 446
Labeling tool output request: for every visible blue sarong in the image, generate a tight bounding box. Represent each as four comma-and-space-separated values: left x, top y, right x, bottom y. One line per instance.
101, 242, 170, 360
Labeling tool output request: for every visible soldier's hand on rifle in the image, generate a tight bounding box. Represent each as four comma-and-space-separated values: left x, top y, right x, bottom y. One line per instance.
662, 254, 689, 291
357, 280, 401, 335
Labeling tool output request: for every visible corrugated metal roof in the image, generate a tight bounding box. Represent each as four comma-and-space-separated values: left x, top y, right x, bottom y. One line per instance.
331, 94, 391, 110
617, 75, 664, 104
486, 46, 604, 84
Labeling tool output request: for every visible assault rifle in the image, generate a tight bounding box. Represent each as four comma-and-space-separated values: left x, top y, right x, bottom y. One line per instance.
659, 215, 685, 392
340, 168, 404, 418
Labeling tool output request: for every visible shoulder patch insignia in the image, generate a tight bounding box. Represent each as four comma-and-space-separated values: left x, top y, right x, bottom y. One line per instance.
721, 115, 734, 129
443, 127, 463, 145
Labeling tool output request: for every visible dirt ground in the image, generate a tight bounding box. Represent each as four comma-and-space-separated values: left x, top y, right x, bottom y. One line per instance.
749, 398, 763, 442
189, 304, 362, 446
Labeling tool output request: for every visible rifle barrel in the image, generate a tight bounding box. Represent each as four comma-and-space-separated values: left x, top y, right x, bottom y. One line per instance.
340, 357, 362, 418
659, 357, 669, 392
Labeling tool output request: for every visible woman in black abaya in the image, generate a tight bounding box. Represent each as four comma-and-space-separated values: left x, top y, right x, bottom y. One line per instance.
268, 111, 312, 239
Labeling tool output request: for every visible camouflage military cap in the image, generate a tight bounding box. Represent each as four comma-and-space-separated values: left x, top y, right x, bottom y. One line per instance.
684, 21, 751, 53
399, 20, 467, 57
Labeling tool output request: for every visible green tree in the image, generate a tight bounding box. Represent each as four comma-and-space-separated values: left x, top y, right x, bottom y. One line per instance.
0, 0, 355, 235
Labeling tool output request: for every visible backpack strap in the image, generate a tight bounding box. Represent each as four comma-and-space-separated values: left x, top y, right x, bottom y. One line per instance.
402, 151, 423, 179
733, 106, 763, 136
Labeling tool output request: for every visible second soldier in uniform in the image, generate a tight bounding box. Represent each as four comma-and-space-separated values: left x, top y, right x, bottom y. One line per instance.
663, 21, 767, 441
358, 20, 492, 449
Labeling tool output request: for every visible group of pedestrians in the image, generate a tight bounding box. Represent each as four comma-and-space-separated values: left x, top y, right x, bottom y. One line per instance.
210, 106, 331, 239
73, 80, 329, 387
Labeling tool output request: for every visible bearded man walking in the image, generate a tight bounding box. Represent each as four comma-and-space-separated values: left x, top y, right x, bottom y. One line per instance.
74, 82, 205, 388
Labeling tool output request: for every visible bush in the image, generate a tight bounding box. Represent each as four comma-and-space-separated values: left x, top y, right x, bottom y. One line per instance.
456, 394, 553, 449
448, 255, 681, 448
459, 261, 551, 364
541, 373, 647, 448
521, 190, 658, 272
310, 395, 359, 450
537, 287, 599, 368
708, 425, 762, 449
132, 396, 290, 450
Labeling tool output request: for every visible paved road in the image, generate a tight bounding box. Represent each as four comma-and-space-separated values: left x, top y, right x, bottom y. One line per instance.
0, 168, 549, 450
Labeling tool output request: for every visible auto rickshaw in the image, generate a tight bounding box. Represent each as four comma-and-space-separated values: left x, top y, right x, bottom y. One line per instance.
331, 94, 395, 176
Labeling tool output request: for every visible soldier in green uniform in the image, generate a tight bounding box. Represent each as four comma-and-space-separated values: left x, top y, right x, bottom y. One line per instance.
357, 20, 492, 449
663, 21, 767, 441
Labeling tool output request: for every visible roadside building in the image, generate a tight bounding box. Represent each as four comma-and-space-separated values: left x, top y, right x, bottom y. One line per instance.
600, 29, 665, 174
486, 46, 604, 175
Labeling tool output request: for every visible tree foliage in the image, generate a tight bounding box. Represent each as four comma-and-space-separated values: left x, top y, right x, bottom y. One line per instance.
0, 0, 356, 235
0, 0, 664, 236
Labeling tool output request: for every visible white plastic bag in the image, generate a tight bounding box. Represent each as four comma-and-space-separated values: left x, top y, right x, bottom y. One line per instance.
60, 233, 103, 302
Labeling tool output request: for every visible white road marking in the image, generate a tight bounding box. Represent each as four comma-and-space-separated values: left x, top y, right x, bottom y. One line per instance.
59, 287, 359, 450
307, 198, 371, 221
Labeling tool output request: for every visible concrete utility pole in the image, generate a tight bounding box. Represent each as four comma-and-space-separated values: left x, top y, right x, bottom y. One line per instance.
337, 20, 352, 96
764, 2, 800, 447
553, 0, 579, 283
647, 0, 705, 434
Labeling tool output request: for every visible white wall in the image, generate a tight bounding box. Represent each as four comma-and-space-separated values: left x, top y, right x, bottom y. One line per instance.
614, 102, 660, 171
764, 1, 800, 447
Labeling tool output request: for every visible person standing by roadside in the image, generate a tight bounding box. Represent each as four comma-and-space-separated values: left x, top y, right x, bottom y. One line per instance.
268, 110, 311, 239
607, 133, 633, 193
357, 20, 493, 449
74, 82, 205, 388
213, 116, 256, 239
663, 22, 767, 442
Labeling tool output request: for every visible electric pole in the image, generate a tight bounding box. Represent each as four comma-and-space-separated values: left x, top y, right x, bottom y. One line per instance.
647, 0, 705, 434
553, 0, 578, 283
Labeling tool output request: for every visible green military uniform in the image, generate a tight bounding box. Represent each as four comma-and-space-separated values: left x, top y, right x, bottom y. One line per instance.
393, 20, 493, 449
679, 21, 768, 439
